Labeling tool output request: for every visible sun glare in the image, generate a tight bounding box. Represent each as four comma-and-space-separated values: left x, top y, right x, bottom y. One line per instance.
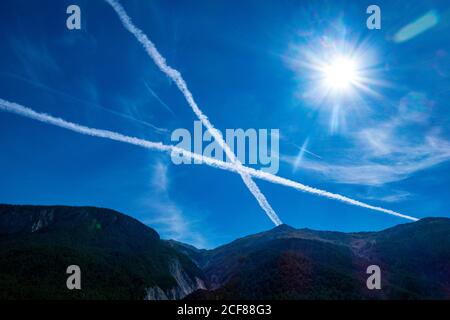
321, 56, 360, 92
294, 36, 384, 132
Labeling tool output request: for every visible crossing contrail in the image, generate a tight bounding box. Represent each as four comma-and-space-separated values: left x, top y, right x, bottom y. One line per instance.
104, 0, 282, 226
0, 98, 419, 222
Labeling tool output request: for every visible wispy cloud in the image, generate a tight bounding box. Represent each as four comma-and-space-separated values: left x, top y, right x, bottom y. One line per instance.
5, 37, 167, 134
294, 139, 450, 186
360, 189, 412, 203
143, 161, 207, 248
284, 92, 450, 186
152, 161, 169, 193
11, 37, 60, 80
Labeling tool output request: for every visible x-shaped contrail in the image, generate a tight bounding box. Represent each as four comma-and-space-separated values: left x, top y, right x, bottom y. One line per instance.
0, 98, 419, 222
0, 1, 420, 225
104, 0, 282, 225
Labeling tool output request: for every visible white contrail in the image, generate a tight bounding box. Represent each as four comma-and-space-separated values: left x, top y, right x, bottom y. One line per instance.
0, 98, 419, 222
104, 0, 282, 226
0, 98, 172, 153
243, 168, 419, 221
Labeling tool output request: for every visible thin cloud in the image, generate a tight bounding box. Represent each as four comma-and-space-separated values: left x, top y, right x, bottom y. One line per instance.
152, 161, 170, 193
301, 135, 449, 187
11, 37, 60, 80
104, 0, 282, 226
285, 139, 450, 186
143, 161, 207, 248
297, 145, 450, 186
361, 190, 412, 203
284, 92, 450, 186
0, 97, 419, 222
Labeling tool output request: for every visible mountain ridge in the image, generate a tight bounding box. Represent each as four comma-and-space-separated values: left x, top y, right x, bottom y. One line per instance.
0, 204, 206, 300
184, 216, 450, 299
1, 203, 450, 300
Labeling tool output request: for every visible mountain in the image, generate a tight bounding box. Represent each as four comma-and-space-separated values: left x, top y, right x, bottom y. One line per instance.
185, 219, 450, 299
0, 204, 206, 300
1, 204, 450, 300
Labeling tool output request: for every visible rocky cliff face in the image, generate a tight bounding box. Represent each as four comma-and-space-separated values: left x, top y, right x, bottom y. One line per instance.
145, 259, 206, 300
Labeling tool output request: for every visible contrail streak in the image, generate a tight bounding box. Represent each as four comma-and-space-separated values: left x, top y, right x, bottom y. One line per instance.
0, 72, 167, 134
0, 98, 172, 152
292, 138, 309, 173
104, 0, 282, 226
0, 98, 419, 222
143, 80, 176, 117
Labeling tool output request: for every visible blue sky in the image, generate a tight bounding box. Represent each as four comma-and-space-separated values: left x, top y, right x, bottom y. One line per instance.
1, 0, 449, 248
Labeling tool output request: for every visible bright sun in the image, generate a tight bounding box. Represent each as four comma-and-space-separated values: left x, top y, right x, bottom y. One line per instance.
296, 38, 382, 132
322, 56, 359, 91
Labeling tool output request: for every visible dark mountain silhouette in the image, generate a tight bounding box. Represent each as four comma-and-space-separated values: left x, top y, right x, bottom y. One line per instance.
1, 204, 450, 300
184, 219, 450, 299
0, 204, 206, 299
